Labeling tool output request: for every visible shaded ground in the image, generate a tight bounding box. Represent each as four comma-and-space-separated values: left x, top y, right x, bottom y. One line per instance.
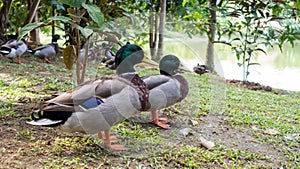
0, 55, 299, 168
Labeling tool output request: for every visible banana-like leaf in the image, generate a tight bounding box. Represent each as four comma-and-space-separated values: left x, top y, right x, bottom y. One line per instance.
62, 45, 77, 70
82, 3, 104, 27
19, 16, 73, 40
49, 16, 73, 23
76, 25, 93, 38
59, 0, 86, 7
18, 22, 45, 40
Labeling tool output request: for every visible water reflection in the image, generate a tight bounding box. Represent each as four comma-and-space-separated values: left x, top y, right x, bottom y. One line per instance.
162, 39, 300, 91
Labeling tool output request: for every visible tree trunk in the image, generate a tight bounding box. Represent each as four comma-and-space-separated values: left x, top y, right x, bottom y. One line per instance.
206, 0, 217, 72
52, 4, 55, 35
149, 13, 156, 57
0, 0, 14, 41
23, 0, 40, 26
29, 13, 40, 43
149, 0, 159, 59
155, 0, 166, 61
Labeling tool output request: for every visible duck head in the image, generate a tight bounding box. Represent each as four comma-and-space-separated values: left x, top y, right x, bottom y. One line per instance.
159, 55, 181, 76
52, 34, 60, 43
115, 44, 144, 74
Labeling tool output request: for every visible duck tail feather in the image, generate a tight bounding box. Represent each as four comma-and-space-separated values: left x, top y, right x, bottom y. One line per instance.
26, 118, 62, 126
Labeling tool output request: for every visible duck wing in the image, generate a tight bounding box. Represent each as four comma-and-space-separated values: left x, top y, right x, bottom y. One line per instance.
142, 74, 171, 89
27, 76, 141, 129
46, 76, 130, 107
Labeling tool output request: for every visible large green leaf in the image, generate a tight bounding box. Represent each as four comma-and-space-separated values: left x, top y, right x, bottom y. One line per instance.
18, 22, 45, 40
58, 0, 86, 7
51, 0, 65, 10
76, 26, 93, 38
82, 3, 104, 27
48, 16, 73, 23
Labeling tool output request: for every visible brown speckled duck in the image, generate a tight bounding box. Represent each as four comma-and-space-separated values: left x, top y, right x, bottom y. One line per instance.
27, 43, 155, 150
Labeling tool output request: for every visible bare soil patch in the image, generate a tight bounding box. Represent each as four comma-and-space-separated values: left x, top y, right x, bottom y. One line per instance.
226, 79, 286, 94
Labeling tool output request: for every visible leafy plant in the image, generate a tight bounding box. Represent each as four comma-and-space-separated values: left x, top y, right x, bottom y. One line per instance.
215, 0, 300, 81
18, 0, 104, 84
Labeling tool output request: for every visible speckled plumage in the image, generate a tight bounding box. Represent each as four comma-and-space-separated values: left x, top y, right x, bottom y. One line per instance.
27, 43, 149, 150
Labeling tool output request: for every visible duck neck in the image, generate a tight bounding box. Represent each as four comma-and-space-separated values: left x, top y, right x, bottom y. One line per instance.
160, 70, 174, 76
116, 64, 135, 75
20, 38, 27, 44
119, 72, 149, 111
52, 42, 59, 54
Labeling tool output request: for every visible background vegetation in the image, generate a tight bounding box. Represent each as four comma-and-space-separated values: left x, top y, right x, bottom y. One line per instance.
0, 0, 299, 168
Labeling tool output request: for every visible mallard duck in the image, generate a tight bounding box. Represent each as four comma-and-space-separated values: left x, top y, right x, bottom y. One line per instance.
26, 43, 156, 150
193, 63, 209, 75
0, 36, 28, 64
143, 55, 189, 129
27, 34, 60, 63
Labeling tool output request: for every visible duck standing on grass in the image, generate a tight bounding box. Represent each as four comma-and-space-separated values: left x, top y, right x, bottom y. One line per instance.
27, 34, 60, 63
143, 55, 189, 129
27, 43, 158, 150
0, 36, 28, 64
194, 63, 209, 75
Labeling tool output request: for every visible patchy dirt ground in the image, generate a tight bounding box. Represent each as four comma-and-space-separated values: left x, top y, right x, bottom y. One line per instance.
0, 55, 299, 168
226, 79, 285, 95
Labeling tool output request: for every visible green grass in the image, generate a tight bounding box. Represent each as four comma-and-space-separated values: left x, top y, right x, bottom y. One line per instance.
0, 57, 299, 168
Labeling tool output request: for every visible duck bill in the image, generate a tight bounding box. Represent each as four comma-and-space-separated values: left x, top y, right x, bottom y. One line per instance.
179, 65, 191, 72
141, 56, 159, 66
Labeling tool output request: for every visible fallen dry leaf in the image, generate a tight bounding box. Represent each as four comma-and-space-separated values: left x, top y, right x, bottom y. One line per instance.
62, 45, 77, 70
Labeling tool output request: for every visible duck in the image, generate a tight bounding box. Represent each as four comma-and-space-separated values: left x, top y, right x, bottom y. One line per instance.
142, 55, 189, 129
100, 43, 116, 69
27, 43, 156, 150
27, 34, 60, 63
0, 36, 28, 64
193, 63, 209, 75
78, 48, 95, 68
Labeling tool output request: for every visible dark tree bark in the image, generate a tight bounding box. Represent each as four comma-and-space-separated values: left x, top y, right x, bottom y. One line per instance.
23, 0, 40, 26
149, 0, 159, 59
52, 4, 55, 36
0, 0, 14, 41
156, 0, 166, 61
29, 12, 40, 43
206, 0, 217, 72
149, 0, 166, 61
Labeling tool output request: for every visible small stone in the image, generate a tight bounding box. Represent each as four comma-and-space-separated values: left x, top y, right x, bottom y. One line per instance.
284, 134, 299, 141
179, 128, 192, 137
264, 128, 280, 135
199, 137, 215, 149
190, 119, 199, 126
251, 125, 259, 131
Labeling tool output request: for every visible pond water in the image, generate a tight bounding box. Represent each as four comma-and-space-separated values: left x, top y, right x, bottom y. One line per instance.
160, 38, 300, 92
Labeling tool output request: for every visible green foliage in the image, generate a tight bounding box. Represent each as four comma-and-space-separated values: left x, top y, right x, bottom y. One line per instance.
58, 0, 86, 7
175, 0, 210, 38
82, 3, 104, 27
215, 0, 300, 81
